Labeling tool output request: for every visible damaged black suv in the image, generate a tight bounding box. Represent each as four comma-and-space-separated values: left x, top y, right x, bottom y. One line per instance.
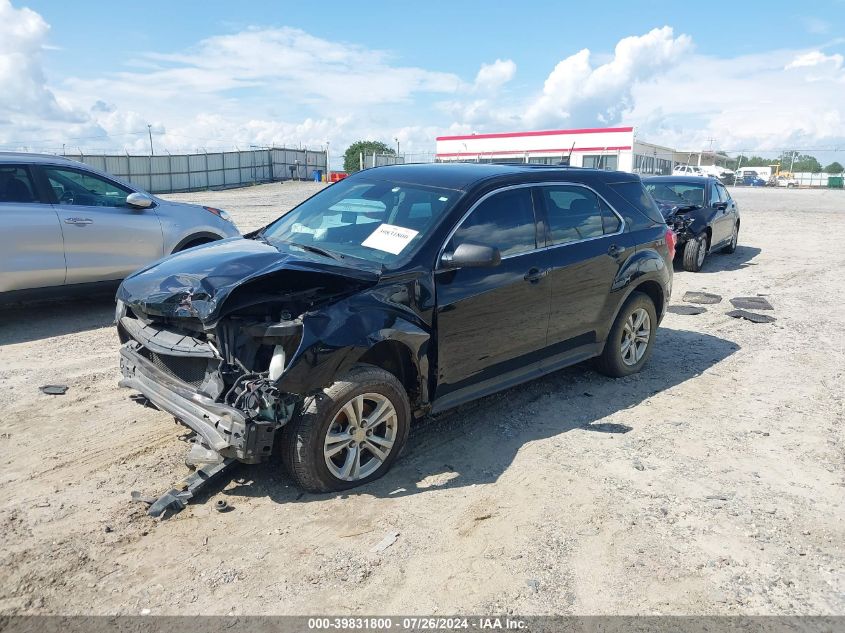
117, 164, 673, 493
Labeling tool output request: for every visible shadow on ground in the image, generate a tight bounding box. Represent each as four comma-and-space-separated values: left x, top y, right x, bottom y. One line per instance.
673, 245, 762, 274
210, 326, 739, 508
0, 294, 116, 346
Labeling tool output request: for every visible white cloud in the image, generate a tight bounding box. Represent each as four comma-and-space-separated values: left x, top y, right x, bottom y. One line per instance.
523, 26, 692, 128
473, 59, 516, 92
0, 0, 84, 122
785, 50, 843, 70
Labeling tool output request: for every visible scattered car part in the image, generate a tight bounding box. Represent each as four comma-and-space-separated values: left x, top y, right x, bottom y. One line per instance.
683, 291, 722, 304
370, 530, 400, 553
185, 442, 224, 467
214, 499, 229, 512
730, 296, 773, 310
131, 458, 236, 518
39, 384, 68, 395
727, 310, 776, 324
667, 305, 707, 315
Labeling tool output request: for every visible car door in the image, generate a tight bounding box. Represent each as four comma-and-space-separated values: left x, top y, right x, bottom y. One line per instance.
0, 164, 66, 293
433, 185, 550, 408
538, 183, 631, 361
716, 182, 738, 238
708, 180, 732, 247
40, 165, 164, 285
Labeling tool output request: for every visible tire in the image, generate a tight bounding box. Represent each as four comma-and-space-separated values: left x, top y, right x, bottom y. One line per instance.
721, 222, 739, 254
682, 234, 708, 272
281, 364, 411, 493
175, 238, 214, 252
595, 291, 658, 378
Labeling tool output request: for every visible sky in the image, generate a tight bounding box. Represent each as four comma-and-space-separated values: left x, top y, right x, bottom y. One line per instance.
1, 0, 844, 167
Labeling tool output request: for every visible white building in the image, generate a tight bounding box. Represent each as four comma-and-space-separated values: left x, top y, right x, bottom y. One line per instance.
435, 126, 676, 175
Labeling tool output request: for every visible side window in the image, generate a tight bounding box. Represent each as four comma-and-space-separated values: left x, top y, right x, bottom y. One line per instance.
541, 185, 618, 246
716, 183, 731, 202
44, 167, 132, 208
601, 199, 622, 234
0, 165, 38, 203
709, 181, 722, 205
448, 187, 536, 257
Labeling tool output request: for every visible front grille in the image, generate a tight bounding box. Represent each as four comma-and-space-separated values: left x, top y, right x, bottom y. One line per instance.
140, 348, 208, 388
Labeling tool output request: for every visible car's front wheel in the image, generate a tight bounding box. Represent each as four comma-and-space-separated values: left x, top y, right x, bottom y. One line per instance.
281, 365, 410, 493
682, 234, 708, 272
596, 291, 657, 378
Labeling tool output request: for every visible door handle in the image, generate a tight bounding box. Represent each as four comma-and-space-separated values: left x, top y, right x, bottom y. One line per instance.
524, 267, 549, 283
64, 217, 93, 225
607, 244, 625, 257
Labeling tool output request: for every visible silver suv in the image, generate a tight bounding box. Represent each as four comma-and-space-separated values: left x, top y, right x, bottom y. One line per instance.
0, 152, 240, 297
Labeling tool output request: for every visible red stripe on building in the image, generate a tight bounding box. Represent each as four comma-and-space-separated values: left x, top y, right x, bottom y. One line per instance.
435, 127, 634, 142
435, 146, 632, 158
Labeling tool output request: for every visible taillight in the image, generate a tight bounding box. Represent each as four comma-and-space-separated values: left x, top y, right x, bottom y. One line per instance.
665, 228, 677, 260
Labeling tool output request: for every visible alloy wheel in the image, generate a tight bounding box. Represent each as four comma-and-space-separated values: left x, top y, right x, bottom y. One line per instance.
323, 393, 397, 481
621, 308, 651, 367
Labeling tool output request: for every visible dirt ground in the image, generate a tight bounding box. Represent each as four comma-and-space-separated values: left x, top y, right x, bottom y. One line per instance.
0, 183, 843, 616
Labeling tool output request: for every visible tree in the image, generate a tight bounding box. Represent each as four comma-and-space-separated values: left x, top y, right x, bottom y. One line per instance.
343, 140, 395, 173
824, 161, 844, 174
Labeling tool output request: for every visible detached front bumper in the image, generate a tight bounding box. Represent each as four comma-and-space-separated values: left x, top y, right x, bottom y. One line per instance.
119, 343, 275, 463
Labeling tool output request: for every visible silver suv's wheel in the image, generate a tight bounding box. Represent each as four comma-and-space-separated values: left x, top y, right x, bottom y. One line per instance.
281, 365, 410, 493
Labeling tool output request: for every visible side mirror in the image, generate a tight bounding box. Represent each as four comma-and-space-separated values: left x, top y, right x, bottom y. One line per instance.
126, 192, 153, 209
713, 201, 728, 211
440, 243, 501, 269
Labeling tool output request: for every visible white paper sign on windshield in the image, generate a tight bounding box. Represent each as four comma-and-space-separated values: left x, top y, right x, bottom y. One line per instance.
361, 224, 419, 255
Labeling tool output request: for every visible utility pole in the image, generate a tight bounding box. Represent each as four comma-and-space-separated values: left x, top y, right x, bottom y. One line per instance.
147, 124, 154, 156
394, 137, 399, 158
789, 150, 798, 173
325, 141, 331, 182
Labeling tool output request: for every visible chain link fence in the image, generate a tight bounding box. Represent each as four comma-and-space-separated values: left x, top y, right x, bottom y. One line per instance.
61, 147, 327, 194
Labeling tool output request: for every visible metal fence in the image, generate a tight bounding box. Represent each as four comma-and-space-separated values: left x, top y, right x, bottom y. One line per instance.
62, 147, 328, 194
360, 153, 405, 170
792, 171, 844, 187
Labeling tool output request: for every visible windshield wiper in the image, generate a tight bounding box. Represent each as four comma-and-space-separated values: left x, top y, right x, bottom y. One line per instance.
289, 242, 343, 261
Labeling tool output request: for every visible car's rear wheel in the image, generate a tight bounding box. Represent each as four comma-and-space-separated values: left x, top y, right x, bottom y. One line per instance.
281, 364, 410, 493
596, 291, 657, 378
682, 234, 708, 272
721, 222, 739, 254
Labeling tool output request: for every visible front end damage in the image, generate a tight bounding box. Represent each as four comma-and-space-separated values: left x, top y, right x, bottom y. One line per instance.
117, 302, 301, 463
658, 202, 708, 246
115, 238, 430, 480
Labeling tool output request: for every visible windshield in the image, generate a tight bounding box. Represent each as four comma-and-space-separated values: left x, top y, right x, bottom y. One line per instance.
260, 177, 461, 265
645, 181, 705, 206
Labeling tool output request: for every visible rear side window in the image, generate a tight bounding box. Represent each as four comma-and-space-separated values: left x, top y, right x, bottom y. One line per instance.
539, 185, 620, 246
0, 166, 37, 203
448, 187, 536, 257
610, 181, 665, 225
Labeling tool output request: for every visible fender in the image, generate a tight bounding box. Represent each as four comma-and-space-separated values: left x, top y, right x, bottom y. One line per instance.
171, 231, 225, 253
276, 285, 431, 404
598, 247, 671, 344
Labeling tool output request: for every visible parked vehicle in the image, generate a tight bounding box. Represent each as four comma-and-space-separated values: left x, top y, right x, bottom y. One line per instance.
673, 165, 706, 177
742, 175, 767, 187
643, 176, 740, 272
116, 163, 674, 492
772, 175, 799, 188
0, 152, 240, 298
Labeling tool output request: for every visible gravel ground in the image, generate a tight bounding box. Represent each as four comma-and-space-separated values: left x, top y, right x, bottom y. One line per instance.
0, 183, 843, 616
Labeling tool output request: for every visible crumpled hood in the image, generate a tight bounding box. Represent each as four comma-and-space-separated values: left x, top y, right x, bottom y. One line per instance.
655, 200, 699, 219
117, 237, 380, 323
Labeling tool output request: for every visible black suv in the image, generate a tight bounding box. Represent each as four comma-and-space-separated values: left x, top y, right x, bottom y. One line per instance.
117, 164, 674, 492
